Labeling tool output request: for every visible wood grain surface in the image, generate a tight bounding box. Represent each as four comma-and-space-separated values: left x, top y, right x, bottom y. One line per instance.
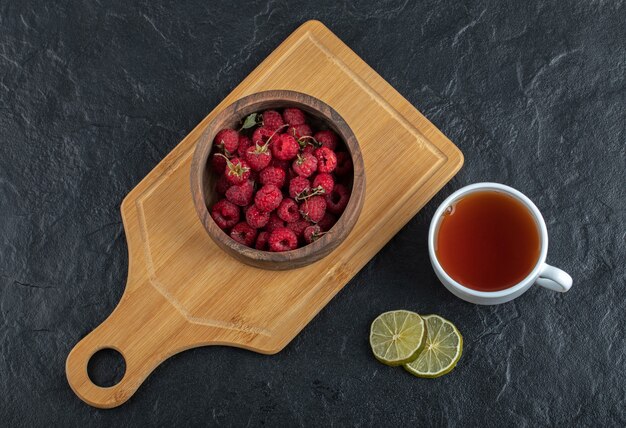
190, 90, 366, 270
66, 20, 463, 408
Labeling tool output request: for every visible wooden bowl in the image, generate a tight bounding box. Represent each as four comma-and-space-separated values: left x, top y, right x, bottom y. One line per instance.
190, 90, 365, 270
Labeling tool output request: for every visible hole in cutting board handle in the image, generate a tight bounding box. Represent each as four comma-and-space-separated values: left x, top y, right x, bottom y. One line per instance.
87, 348, 126, 388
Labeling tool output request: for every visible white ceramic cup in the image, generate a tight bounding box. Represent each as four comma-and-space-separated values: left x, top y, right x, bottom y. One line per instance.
428, 183, 572, 305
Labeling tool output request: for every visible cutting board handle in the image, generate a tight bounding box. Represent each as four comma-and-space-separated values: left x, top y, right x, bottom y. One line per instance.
66, 281, 188, 408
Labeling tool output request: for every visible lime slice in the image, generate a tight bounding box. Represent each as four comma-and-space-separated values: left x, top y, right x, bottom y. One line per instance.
369, 310, 426, 366
404, 315, 463, 378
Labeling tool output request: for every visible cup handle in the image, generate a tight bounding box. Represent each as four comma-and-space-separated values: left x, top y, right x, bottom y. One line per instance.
535, 263, 573, 292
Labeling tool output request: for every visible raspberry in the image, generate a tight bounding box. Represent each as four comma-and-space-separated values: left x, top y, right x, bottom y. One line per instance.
334, 152, 353, 176
292, 153, 318, 177
266, 213, 287, 232
230, 222, 257, 247
214, 129, 239, 155
215, 175, 231, 195
326, 183, 350, 214
245, 143, 272, 171
259, 166, 286, 188
254, 184, 283, 212
245, 205, 270, 229
287, 124, 312, 139
237, 135, 253, 157
312, 173, 334, 194
268, 227, 298, 252
289, 176, 310, 199
271, 134, 299, 161
314, 130, 338, 150
317, 212, 337, 231
211, 152, 227, 174
299, 195, 326, 223
252, 127, 275, 146
221, 156, 251, 185
315, 147, 337, 173
271, 158, 291, 171
255, 231, 270, 250
262, 110, 284, 131
282, 108, 306, 126
211, 199, 240, 229
301, 143, 316, 154
303, 225, 323, 244
225, 180, 254, 206
277, 198, 300, 223
286, 219, 310, 239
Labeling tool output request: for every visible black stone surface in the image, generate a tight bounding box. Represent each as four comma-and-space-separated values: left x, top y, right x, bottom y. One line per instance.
1, 0, 624, 426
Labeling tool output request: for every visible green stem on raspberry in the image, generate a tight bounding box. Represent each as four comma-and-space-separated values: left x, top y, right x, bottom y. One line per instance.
295, 185, 326, 202
216, 139, 233, 157
252, 141, 270, 154
311, 230, 326, 241
214, 153, 249, 177
266, 124, 289, 145
297, 135, 321, 148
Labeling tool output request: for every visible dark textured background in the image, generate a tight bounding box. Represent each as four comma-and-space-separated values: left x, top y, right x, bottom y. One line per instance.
1, 0, 625, 426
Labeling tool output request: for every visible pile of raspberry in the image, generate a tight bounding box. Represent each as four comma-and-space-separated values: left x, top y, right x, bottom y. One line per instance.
209, 107, 353, 252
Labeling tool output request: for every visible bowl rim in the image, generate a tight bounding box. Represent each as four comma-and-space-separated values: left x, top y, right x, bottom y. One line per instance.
190, 90, 365, 267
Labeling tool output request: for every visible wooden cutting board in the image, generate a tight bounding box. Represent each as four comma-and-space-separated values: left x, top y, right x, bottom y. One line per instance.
66, 20, 463, 408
